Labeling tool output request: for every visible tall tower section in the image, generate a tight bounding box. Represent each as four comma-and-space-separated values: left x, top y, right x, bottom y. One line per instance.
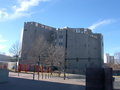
21, 22, 56, 61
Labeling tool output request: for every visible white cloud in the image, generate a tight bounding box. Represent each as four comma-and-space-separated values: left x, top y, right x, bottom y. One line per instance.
14, 0, 49, 13
111, 47, 120, 52
0, 8, 25, 21
0, 34, 7, 43
0, 10, 9, 19
0, 0, 50, 21
0, 45, 6, 50
0, 35, 2, 38
5, 52, 14, 56
0, 34, 8, 53
88, 19, 115, 30
0, 40, 7, 43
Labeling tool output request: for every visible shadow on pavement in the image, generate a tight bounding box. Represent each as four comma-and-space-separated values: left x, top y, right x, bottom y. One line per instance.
0, 77, 85, 90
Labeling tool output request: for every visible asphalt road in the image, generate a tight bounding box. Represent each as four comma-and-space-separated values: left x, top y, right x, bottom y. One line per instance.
0, 77, 85, 90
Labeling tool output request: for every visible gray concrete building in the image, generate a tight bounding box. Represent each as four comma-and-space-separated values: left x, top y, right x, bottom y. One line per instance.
21, 22, 104, 74
21, 22, 56, 63
105, 53, 115, 64
56, 27, 104, 74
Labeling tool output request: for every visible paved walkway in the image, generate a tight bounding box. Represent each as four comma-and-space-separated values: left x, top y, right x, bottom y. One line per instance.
1, 72, 119, 90
114, 77, 120, 90
0, 72, 85, 90
9, 72, 86, 85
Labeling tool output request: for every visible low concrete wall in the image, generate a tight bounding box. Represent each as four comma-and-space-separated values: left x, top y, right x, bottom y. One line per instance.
0, 69, 9, 83
8, 62, 16, 70
0, 61, 17, 70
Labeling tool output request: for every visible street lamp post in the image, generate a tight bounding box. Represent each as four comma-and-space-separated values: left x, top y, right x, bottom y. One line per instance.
15, 55, 19, 76
64, 29, 68, 80
17, 55, 20, 76
37, 55, 40, 80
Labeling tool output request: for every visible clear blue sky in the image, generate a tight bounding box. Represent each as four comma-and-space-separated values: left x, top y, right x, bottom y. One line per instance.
0, 0, 120, 55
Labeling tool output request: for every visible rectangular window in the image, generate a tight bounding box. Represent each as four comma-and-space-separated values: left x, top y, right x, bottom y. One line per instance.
59, 42, 63, 46
41, 25, 44, 28
24, 29, 27, 31
59, 35, 63, 39
59, 39, 63, 42
76, 29, 80, 33
35, 23, 38, 27
84, 44, 87, 47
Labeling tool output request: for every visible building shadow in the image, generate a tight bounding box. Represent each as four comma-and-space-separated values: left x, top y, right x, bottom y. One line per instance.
0, 77, 85, 90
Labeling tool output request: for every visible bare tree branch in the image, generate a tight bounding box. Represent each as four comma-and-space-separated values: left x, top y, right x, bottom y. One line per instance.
9, 41, 21, 57
28, 36, 65, 69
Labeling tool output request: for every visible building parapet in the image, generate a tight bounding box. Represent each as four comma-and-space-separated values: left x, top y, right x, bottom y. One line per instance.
24, 22, 56, 30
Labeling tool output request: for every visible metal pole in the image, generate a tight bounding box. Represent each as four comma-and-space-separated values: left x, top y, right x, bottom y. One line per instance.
15, 55, 18, 72
33, 65, 35, 80
64, 29, 68, 80
38, 55, 40, 80
17, 55, 20, 76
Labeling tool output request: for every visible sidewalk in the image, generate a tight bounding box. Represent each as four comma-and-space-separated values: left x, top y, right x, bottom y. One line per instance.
0, 72, 85, 90
9, 72, 85, 86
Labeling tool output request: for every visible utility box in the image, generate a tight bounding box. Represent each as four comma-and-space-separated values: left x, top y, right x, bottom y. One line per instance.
86, 68, 113, 90
0, 69, 9, 83
104, 68, 113, 90
86, 68, 104, 90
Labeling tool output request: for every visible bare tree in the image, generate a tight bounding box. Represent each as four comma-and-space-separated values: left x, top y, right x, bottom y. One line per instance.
114, 52, 120, 64
28, 36, 50, 64
9, 41, 21, 72
106, 52, 120, 70
45, 45, 65, 69
29, 36, 65, 69
9, 41, 21, 57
